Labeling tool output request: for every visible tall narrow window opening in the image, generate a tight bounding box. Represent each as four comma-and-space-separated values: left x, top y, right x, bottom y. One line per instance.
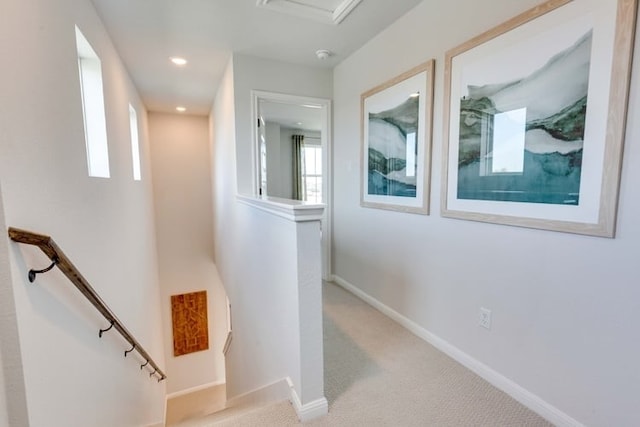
129, 104, 141, 181
75, 26, 110, 178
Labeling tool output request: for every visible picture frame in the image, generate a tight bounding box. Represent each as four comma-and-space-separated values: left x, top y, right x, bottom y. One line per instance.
441, 0, 637, 237
361, 60, 435, 214
171, 290, 209, 356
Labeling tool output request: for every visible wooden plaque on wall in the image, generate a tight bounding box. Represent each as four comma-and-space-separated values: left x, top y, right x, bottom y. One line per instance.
171, 290, 209, 356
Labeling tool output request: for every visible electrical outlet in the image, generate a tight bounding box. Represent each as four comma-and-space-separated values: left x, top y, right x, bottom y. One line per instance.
479, 307, 492, 330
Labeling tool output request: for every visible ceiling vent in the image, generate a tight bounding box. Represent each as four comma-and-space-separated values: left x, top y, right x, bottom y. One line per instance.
256, 0, 363, 25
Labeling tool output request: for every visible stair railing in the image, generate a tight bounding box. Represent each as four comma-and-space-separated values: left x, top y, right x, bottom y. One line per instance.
8, 227, 166, 382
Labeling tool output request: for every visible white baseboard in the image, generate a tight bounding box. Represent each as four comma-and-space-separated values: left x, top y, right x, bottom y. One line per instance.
331, 275, 583, 427
225, 378, 290, 409
166, 380, 226, 400
323, 274, 336, 283
286, 378, 328, 422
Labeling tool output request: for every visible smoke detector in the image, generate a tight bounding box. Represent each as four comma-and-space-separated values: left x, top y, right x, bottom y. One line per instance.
315, 49, 332, 60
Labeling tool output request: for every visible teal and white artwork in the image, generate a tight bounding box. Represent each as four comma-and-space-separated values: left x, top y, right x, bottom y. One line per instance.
368, 95, 419, 198
442, 0, 634, 236
361, 61, 434, 215
456, 29, 592, 205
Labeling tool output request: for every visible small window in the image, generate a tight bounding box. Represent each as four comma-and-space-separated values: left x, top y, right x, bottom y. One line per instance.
75, 26, 110, 178
129, 104, 141, 181
302, 145, 322, 203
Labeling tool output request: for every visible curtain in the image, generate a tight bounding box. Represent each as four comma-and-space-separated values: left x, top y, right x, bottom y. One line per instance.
292, 134, 305, 200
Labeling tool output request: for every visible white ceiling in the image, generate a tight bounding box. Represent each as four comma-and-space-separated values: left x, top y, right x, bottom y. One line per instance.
260, 100, 324, 131
90, 0, 423, 115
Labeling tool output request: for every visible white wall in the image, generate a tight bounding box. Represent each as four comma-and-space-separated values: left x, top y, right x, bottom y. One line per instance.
0, 183, 26, 427
148, 113, 227, 394
0, 350, 7, 427
210, 55, 330, 407
210, 61, 238, 298
0, 333, 7, 427
0, 0, 166, 425
277, 127, 295, 199
0, 184, 9, 427
265, 122, 285, 197
333, 1, 640, 426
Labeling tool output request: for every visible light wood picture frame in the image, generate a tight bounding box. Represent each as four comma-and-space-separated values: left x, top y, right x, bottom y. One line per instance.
361, 60, 435, 214
441, 0, 637, 237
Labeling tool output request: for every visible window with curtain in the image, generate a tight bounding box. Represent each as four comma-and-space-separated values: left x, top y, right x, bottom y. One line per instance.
293, 134, 322, 203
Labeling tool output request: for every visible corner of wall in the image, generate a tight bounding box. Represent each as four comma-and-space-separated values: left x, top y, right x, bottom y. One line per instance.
0, 183, 30, 427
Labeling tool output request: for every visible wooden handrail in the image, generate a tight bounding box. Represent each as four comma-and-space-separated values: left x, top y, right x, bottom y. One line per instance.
8, 227, 166, 382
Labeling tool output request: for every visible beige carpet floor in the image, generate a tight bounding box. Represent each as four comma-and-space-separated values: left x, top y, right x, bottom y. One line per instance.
175, 282, 553, 426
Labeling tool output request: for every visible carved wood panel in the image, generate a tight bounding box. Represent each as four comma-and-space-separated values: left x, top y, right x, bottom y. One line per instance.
171, 290, 209, 356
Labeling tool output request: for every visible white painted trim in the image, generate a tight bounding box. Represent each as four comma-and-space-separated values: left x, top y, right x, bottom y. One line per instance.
166, 380, 226, 400
237, 194, 324, 222
223, 331, 233, 356
286, 378, 328, 422
331, 275, 584, 427
161, 394, 167, 427
321, 98, 333, 280
225, 378, 290, 409
255, 0, 362, 25
333, 0, 363, 24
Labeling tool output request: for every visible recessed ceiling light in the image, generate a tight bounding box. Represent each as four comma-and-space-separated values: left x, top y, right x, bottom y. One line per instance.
170, 57, 188, 66
410, 92, 420, 98
176, 106, 187, 112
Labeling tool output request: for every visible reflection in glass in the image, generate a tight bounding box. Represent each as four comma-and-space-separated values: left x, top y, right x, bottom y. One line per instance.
259, 131, 267, 195
492, 108, 526, 174
302, 145, 322, 203
479, 107, 527, 176
406, 132, 416, 178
